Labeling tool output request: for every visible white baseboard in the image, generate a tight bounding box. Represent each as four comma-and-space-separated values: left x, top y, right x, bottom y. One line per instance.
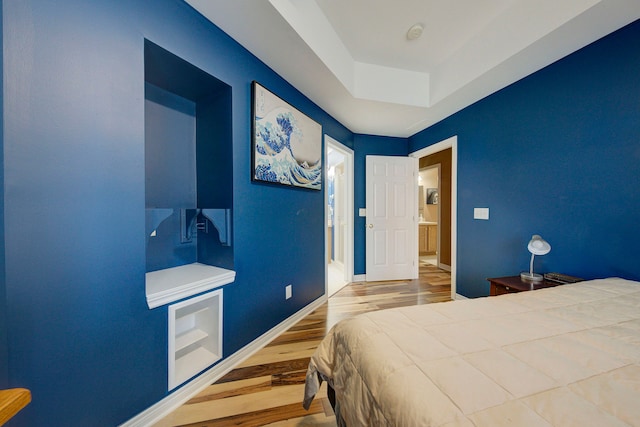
121, 295, 327, 427
352, 274, 366, 282
455, 293, 468, 300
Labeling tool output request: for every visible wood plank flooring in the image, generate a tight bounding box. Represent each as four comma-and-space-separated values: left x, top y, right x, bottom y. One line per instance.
154, 263, 451, 427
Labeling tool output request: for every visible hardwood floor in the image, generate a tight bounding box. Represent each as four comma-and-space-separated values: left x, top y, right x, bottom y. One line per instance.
153, 263, 451, 427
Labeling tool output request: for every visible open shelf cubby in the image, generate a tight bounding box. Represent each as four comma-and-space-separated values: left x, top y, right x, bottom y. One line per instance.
144, 39, 235, 309
168, 289, 222, 390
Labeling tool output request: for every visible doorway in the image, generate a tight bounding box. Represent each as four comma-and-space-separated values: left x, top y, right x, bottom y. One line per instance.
326, 136, 354, 297
410, 136, 457, 299
418, 165, 440, 267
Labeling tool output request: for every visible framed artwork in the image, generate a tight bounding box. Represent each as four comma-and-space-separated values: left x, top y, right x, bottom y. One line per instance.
251, 81, 322, 190
426, 188, 439, 204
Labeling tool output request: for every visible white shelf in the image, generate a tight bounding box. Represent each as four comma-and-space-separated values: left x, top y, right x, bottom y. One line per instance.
168, 289, 223, 390
175, 328, 209, 352
174, 347, 219, 387
146, 262, 235, 309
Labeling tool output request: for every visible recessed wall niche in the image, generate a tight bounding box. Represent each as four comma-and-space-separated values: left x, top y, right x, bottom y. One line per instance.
144, 40, 235, 310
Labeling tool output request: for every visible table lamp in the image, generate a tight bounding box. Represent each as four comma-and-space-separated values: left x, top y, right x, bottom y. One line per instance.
520, 234, 551, 282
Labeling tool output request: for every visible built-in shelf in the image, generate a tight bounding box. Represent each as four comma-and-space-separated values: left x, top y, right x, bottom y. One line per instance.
175, 326, 209, 352
144, 40, 233, 391
168, 289, 222, 390
174, 347, 217, 388
146, 263, 235, 309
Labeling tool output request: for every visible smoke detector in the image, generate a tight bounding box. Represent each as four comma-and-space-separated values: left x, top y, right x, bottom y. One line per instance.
406, 23, 424, 41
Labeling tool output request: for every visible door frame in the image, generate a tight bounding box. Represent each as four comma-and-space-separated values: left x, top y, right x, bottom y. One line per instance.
325, 135, 354, 295
410, 135, 458, 299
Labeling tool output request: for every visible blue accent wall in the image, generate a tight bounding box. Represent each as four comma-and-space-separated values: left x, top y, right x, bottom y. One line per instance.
144, 83, 197, 209
353, 134, 408, 275
2, 0, 351, 425
0, 1, 6, 390
410, 20, 640, 297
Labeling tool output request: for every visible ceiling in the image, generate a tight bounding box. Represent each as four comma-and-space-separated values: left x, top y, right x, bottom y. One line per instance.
185, 0, 640, 138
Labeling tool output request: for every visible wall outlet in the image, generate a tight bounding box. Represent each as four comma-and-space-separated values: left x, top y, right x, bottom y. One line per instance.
474, 207, 490, 220
285, 284, 292, 300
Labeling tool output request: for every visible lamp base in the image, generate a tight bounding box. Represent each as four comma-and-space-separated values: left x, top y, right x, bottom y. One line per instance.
520, 272, 544, 282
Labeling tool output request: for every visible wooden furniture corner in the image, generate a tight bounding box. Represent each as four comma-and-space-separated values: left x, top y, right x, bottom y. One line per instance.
0, 388, 31, 426
487, 275, 566, 296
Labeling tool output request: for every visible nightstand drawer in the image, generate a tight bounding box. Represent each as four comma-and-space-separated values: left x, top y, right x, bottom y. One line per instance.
490, 283, 519, 296
486, 275, 582, 296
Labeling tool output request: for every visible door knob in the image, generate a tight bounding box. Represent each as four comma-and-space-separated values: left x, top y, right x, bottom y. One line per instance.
367, 223, 374, 229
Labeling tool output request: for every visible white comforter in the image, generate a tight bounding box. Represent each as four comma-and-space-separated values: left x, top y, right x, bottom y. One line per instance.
303, 278, 640, 426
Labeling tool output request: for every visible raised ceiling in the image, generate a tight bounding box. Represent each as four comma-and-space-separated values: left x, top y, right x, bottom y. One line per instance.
185, 0, 640, 137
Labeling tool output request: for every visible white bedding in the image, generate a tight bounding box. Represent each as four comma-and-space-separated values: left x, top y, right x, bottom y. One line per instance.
303, 278, 640, 426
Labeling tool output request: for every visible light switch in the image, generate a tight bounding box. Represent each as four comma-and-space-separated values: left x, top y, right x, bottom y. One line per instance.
359, 208, 366, 217
474, 207, 489, 220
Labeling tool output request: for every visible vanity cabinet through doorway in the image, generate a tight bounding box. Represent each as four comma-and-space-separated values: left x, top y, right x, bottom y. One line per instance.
419, 223, 437, 255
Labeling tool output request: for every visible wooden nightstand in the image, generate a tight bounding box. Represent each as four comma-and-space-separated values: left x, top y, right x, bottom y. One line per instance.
0, 388, 31, 425
487, 275, 580, 296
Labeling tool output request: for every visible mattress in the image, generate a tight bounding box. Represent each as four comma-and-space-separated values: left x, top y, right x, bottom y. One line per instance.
303, 278, 640, 426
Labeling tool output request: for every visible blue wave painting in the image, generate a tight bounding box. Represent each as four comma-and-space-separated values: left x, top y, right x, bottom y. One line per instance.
253, 83, 322, 190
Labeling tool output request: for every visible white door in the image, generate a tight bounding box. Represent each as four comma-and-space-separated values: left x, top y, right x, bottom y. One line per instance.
365, 155, 418, 281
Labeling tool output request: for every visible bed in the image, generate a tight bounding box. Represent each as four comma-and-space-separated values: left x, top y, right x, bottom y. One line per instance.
303, 277, 640, 426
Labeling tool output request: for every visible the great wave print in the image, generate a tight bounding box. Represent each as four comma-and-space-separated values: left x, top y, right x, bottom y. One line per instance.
252, 82, 322, 190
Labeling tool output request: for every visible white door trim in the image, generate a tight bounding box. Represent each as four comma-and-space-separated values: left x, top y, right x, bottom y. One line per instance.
410, 135, 458, 299
325, 135, 354, 295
